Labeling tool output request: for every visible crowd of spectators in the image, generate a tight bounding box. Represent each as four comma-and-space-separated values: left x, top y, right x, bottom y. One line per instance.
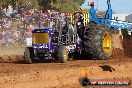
0, 3, 73, 46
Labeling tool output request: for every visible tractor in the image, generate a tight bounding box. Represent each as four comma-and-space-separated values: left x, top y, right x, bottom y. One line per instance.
24, 18, 83, 63
24, 0, 132, 64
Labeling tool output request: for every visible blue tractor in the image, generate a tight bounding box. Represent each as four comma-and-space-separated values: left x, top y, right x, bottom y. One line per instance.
24, 19, 83, 63
24, 0, 132, 63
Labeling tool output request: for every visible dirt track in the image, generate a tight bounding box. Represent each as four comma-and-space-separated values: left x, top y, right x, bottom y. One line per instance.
0, 34, 132, 88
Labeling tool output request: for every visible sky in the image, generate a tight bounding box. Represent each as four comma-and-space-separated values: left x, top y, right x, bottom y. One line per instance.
81, 0, 132, 14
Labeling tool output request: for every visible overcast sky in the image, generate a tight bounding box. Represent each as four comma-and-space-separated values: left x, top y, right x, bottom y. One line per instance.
81, 0, 132, 14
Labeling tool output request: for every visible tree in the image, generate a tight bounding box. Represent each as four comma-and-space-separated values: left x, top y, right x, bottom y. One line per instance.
17, 0, 40, 9
0, 0, 40, 9
0, 0, 10, 8
78, 0, 85, 6
38, 0, 51, 11
0, 0, 82, 13
50, 0, 80, 14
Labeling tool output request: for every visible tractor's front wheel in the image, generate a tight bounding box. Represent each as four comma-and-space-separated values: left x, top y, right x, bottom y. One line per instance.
24, 47, 34, 64
58, 46, 68, 63
84, 23, 113, 59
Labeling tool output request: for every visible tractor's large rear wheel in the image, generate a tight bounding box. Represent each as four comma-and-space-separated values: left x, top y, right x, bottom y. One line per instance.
84, 23, 113, 59
24, 47, 34, 64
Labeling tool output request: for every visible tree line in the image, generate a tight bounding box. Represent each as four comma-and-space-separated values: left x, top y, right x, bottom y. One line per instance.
0, 0, 85, 13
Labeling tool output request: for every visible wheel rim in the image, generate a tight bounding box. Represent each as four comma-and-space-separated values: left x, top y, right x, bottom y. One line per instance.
102, 32, 112, 53
63, 49, 68, 61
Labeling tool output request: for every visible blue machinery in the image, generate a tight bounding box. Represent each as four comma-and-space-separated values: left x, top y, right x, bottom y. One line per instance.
89, 0, 132, 35
24, 0, 132, 64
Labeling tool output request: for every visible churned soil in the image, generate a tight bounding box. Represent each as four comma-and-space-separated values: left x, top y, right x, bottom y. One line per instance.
0, 34, 131, 88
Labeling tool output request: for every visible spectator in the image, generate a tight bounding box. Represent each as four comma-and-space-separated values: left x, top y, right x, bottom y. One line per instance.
0, 6, 73, 46
7, 4, 13, 17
